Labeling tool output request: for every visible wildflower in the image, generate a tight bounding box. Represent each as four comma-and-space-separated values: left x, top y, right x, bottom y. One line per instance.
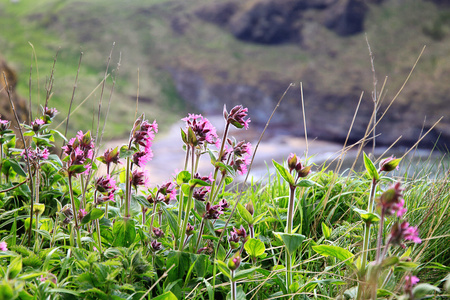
182, 114, 219, 147
389, 222, 422, 248
132, 119, 158, 152
133, 150, 152, 168
231, 225, 248, 242
95, 175, 118, 204
203, 202, 224, 220
231, 156, 251, 175
63, 131, 95, 177
378, 182, 407, 217
60, 204, 73, 224
131, 169, 150, 188
404, 275, 420, 298
21, 147, 50, 162
78, 209, 87, 221
186, 223, 195, 236
379, 156, 401, 172
287, 153, 311, 179
98, 147, 121, 167
31, 118, 45, 132
193, 187, 209, 201
219, 199, 230, 210
43, 107, 58, 119
227, 251, 241, 271
197, 240, 214, 254
0, 118, 11, 133
224, 105, 251, 130
157, 181, 177, 204
0, 241, 7, 251
228, 231, 240, 250
152, 227, 164, 238
150, 240, 162, 251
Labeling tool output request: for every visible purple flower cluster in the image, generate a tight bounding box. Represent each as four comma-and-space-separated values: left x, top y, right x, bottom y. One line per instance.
0, 118, 10, 133
21, 147, 50, 162
203, 199, 229, 220
222, 140, 252, 175
43, 107, 58, 122
131, 169, 151, 189
390, 221, 422, 247
0, 241, 7, 251
287, 153, 311, 179
223, 105, 251, 130
131, 119, 158, 168
62, 131, 95, 176
31, 118, 45, 132
95, 175, 118, 203
182, 114, 219, 147
378, 182, 407, 217
148, 181, 177, 204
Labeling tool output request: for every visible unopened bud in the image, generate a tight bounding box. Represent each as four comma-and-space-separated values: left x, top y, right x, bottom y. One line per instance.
227, 251, 241, 271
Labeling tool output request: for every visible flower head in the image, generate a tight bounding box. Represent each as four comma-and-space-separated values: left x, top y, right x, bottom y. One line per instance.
78, 209, 87, 221
182, 114, 219, 147
0, 241, 7, 251
152, 227, 164, 238
95, 175, 118, 203
224, 105, 251, 130
204, 202, 224, 220
0, 118, 11, 133
379, 156, 401, 172
378, 182, 407, 217
131, 169, 150, 189
389, 221, 422, 248
99, 147, 121, 167
150, 240, 162, 251
31, 118, 45, 132
63, 131, 95, 177
227, 251, 241, 271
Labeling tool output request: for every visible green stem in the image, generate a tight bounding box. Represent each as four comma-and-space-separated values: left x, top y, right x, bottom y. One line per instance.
286, 252, 292, 291
0, 142, 3, 185
357, 178, 378, 300
195, 218, 206, 252
149, 202, 158, 235
231, 270, 237, 300
209, 123, 230, 203
95, 218, 102, 255
68, 175, 81, 248
286, 186, 296, 234
179, 187, 194, 251
125, 157, 131, 218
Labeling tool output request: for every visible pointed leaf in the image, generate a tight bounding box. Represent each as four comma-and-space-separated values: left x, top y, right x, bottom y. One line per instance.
363, 152, 379, 180
237, 203, 253, 225
274, 232, 305, 255
312, 245, 354, 267
273, 160, 295, 186
353, 207, 380, 224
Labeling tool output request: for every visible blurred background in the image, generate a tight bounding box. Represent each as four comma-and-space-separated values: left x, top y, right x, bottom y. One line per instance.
1, 0, 449, 181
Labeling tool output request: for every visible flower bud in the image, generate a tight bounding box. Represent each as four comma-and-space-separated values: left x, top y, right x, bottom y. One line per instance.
287, 153, 297, 172
245, 202, 254, 216
227, 251, 241, 271
379, 156, 401, 172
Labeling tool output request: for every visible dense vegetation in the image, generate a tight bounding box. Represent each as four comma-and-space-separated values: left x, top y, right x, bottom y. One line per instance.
1, 86, 449, 298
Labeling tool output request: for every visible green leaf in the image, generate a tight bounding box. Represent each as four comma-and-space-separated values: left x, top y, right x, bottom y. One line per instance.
68, 164, 87, 174
274, 232, 305, 255
296, 179, 320, 188
363, 152, 379, 181
312, 245, 354, 267
176, 171, 191, 185
321, 222, 331, 239
189, 178, 210, 187
237, 203, 253, 225
161, 205, 178, 239
380, 256, 399, 268
81, 208, 105, 225
119, 146, 134, 159
8, 160, 26, 177
152, 291, 178, 300
7, 256, 22, 279
216, 259, 231, 279
352, 207, 380, 224
244, 238, 265, 259
187, 126, 197, 146
272, 160, 295, 186
412, 283, 441, 299
112, 219, 136, 247
132, 194, 152, 208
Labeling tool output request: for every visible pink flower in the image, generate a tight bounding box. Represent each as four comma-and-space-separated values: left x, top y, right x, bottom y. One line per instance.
133, 150, 153, 167
0, 119, 10, 132
378, 182, 407, 217
389, 221, 422, 248
78, 209, 87, 221
0, 241, 7, 251
31, 118, 45, 132
63, 131, 95, 177
131, 169, 151, 188
182, 114, 219, 147
95, 175, 118, 204
379, 156, 400, 172
224, 105, 251, 130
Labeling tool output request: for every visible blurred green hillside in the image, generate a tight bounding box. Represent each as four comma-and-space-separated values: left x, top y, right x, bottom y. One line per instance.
1, 0, 449, 146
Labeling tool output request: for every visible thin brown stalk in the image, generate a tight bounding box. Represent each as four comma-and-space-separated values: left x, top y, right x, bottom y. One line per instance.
300, 82, 308, 158
44, 48, 60, 109
95, 42, 115, 148
61, 52, 83, 157
365, 34, 379, 154
28, 53, 33, 122
138, 264, 175, 300
28, 42, 40, 116
3, 72, 34, 246
0, 178, 29, 193
135, 68, 140, 121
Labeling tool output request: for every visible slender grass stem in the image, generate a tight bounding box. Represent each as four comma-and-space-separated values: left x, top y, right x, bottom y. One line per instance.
179, 188, 194, 251
68, 175, 81, 247
149, 202, 158, 235
231, 270, 237, 300
195, 218, 206, 252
